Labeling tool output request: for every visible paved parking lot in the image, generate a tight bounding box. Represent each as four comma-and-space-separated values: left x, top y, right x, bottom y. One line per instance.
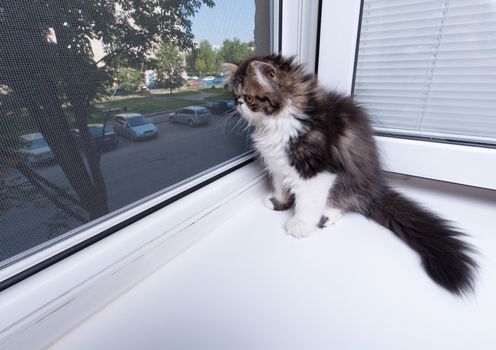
0, 111, 253, 262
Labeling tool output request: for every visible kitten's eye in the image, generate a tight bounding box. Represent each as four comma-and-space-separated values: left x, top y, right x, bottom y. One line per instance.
245, 95, 254, 104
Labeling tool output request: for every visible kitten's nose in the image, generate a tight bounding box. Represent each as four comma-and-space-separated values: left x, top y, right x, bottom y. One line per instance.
236, 98, 243, 106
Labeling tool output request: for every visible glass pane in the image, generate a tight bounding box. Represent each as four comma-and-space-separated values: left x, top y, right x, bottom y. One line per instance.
0, 0, 274, 269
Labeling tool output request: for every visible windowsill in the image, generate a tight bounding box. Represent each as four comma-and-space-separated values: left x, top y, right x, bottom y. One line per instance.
47, 168, 496, 349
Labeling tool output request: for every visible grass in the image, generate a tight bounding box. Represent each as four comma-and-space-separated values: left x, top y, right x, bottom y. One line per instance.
103, 95, 200, 115
204, 90, 233, 102
100, 87, 233, 115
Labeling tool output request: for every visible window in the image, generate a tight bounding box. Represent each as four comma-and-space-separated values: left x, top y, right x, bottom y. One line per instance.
318, 0, 496, 189
0, 0, 275, 275
354, 0, 496, 146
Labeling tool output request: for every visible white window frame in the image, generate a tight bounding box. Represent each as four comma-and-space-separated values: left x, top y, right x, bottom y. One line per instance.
318, 0, 496, 190
280, 0, 321, 72
0, 2, 321, 348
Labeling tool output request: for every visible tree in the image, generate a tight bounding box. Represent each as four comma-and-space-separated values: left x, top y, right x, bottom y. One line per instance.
186, 40, 218, 77
186, 48, 197, 76
218, 38, 251, 64
114, 67, 143, 94
0, 0, 215, 228
154, 43, 185, 94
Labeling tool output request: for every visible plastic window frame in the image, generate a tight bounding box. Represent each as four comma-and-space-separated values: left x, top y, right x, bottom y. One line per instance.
317, 0, 496, 190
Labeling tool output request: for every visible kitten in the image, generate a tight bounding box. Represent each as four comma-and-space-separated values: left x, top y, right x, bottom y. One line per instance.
225, 54, 477, 295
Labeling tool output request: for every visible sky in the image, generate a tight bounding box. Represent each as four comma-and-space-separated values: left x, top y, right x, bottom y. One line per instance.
190, 0, 256, 48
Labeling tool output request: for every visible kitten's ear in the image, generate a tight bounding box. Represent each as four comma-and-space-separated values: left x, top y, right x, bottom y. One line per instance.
250, 61, 277, 86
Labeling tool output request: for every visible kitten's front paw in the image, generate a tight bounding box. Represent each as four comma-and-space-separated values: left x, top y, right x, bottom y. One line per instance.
263, 195, 276, 210
263, 194, 294, 211
285, 217, 315, 239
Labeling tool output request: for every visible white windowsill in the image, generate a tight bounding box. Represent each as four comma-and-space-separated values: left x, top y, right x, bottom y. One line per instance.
0, 161, 267, 350
42, 166, 496, 350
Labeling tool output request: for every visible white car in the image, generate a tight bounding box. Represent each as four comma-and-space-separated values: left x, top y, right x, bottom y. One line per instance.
169, 106, 211, 127
202, 76, 215, 81
113, 113, 159, 141
15, 133, 54, 166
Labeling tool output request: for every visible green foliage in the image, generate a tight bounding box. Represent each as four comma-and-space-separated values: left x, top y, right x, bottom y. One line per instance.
218, 38, 252, 64
114, 67, 143, 94
186, 40, 218, 77
154, 42, 185, 94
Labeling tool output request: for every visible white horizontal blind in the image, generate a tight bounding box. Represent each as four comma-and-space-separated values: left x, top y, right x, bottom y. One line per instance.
354, 0, 496, 145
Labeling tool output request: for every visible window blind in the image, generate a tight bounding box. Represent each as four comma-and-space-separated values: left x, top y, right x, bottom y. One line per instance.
354, 0, 496, 145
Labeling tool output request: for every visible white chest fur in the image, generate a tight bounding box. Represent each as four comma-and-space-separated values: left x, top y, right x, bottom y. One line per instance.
252, 115, 305, 186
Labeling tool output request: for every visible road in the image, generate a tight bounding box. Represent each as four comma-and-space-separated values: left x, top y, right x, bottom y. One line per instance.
0, 111, 253, 262
103, 112, 252, 209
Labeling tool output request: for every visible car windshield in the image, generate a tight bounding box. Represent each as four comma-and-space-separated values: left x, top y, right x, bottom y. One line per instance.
127, 116, 150, 127
27, 138, 48, 150
198, 109, 209, 115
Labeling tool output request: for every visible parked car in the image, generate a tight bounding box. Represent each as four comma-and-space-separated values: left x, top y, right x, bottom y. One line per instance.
210, 77, 225, 85
112, 113, 159, 141
169, 106, 211, 127
187, 81, 202, 87
202, 76, 215, 81
15, 133, 54, 166
208, 100, 235, 114
72, 124, 118, 152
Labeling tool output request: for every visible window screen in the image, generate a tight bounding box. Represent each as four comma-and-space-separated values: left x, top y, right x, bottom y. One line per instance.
354, 0, 496, 146
0, 0, 274, 269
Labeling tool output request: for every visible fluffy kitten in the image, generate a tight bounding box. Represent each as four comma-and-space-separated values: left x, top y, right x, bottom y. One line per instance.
226, 54, 477, 295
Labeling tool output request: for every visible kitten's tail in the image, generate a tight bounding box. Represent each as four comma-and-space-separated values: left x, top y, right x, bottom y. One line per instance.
365, 187, 478, 295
